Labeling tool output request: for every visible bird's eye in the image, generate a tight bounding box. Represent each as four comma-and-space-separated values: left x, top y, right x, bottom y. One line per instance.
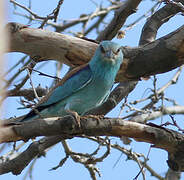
115, 48, 121, 54
99, 45, 105, 53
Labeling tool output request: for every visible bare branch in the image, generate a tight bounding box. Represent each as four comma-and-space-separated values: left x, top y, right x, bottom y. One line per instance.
96, 0, 142, 41
139, 0, 184, 45
10, 0, 64, 27
6, 22, 184, 82
53, 3, 122, 32
118, 25, 184, 81
7, 86, 48, 101
1, 115, 184, 174
123, 66, 183, 121
10, 0, 47, 20
0, 114, 183, 149
0, 135, 68, 175
86, 137, 165, 180
6, 22, 98, 66
130, 105, 184, 123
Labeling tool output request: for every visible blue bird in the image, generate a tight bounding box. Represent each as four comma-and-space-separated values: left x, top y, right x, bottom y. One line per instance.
21, 41, 123, 122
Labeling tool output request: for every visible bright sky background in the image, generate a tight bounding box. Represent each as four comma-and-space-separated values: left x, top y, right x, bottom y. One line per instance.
2, 0, 184, 180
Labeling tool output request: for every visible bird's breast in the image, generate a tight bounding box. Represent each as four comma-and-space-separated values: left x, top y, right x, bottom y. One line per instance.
64, 77, 112, 115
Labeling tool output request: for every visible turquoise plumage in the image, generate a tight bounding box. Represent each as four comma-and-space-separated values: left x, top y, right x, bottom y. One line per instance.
21, 41, 123, 121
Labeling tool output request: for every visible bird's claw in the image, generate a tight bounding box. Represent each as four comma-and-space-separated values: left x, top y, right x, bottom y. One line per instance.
66, 110, 81, 128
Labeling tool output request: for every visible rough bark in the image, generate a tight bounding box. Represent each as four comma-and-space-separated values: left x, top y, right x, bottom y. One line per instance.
1, 115, 184, 174
139, 0, 184, 45
6, 23, 184, 82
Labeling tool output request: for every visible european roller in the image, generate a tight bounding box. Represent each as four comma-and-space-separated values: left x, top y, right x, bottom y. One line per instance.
21, 41, 123, 122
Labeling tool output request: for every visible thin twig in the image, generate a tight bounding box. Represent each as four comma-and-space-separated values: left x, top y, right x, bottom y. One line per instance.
26, 68, 40, 101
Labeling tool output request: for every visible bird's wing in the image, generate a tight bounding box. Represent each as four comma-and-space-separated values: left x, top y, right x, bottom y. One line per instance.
101, 85, 113, 104
42, 64, 92, 107
22, 64, 92, 120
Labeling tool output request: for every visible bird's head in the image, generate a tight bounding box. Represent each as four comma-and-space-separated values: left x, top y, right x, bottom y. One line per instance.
89, 41, 123, 81
95, 41, 123, 65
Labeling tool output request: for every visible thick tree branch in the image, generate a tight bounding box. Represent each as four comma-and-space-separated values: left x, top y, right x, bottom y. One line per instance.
6, 22, 98, 67
117, 25, 184, 80
1, 115, 184, 174
6, 23, 184, 82
0, 135, 67, 175
0, 115, 182, 149
139, 0, 184, 45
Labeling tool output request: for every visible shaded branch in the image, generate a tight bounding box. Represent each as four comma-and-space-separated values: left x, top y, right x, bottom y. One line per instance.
139, 0, 184, 45
1, 115, 184, 174
6, 23, 184, 82
0, 115, 182, 149
7, 86, 48, 101
118, 25, 184, 81
0, 135, 68, 175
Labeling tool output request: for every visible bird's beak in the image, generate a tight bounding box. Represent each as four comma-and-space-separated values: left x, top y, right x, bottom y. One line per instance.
104, 50, 114, 60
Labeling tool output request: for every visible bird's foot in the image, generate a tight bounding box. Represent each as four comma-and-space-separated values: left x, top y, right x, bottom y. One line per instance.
66, 110, 81, 128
